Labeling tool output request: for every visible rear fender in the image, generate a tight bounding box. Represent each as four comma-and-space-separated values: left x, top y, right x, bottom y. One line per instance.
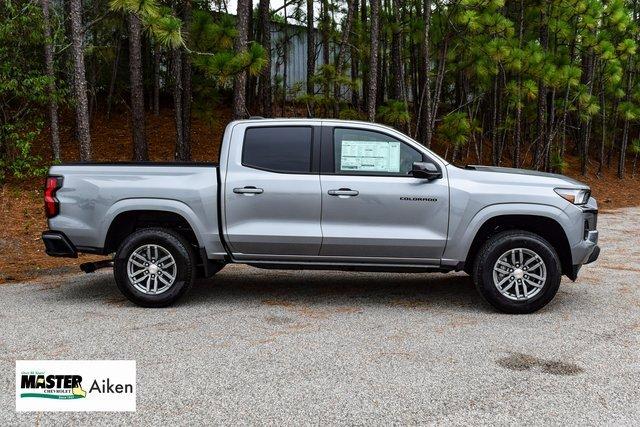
101, 199, 225, 258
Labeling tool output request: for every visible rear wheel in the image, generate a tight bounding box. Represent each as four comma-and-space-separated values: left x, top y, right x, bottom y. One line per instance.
113, 227, 195, 307
472, 230, 561, 314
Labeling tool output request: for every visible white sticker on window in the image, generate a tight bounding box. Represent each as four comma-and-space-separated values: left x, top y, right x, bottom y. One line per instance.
340, 140, 401, 172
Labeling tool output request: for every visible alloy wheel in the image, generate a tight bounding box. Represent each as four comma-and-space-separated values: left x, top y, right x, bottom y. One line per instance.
492, 248, 547, 301
126, 244, 177, 295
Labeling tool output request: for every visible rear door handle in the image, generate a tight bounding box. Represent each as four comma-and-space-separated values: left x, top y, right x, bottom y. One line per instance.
328, 188, 359, 197
233, 186, 264, 195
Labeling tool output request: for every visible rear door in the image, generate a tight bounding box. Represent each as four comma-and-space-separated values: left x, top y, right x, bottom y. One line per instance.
223, 124, 322, 259
319, 125, 449, 263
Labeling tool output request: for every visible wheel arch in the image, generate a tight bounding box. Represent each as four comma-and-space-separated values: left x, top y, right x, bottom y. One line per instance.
101, 200, 206, 254
464, 213, 573, 278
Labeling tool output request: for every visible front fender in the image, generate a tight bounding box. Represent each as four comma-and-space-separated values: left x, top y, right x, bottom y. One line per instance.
443, 203, 572, 263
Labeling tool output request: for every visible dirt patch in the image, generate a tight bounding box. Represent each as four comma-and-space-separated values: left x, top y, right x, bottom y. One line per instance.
497, 353, 584, 376
599, 264, 640, 273
264, 315, 294, 325
391, 298, 431, 309
105, 296, 128, 307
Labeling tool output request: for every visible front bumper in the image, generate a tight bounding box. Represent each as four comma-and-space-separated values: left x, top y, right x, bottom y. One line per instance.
42, 231, 77, 258
568, 211, 600, 280
575, 229, 599, 264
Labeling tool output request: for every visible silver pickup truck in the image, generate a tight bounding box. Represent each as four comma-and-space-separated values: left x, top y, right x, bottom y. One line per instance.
42, 119, 599, 313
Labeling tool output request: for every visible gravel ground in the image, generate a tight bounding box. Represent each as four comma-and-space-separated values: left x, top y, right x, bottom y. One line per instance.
1, 208, 639, 425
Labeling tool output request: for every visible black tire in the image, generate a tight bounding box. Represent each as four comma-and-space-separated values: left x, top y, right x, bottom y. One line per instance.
113, 227, 195, 307
472, 230, 561, 314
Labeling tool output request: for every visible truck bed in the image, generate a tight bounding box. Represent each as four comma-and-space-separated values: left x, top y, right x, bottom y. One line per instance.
47, 163, 225, 258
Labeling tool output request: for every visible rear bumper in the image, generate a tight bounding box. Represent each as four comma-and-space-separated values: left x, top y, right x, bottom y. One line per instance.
42, 231, 77, 258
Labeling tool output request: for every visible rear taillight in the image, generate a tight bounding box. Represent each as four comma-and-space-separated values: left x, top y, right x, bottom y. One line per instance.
44, 176, 63, 218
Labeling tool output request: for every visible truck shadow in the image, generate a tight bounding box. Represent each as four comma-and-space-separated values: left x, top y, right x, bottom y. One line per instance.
186, 266, 483, 311
55, 266, 485, 311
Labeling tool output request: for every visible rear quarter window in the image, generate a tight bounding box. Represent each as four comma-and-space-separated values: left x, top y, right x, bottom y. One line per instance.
242, 126, 312, 173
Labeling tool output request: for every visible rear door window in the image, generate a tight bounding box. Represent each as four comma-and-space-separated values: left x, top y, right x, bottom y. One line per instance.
242, 126, 313, 173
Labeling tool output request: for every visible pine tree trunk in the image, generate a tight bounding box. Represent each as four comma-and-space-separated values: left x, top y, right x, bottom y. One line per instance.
107, 37, 121, 120
153, 43, 160, 116
598, 76, 605, 176
128, 13, 148, 161
306, 0, 315, 97
320, 0, 331, 104
618, 64, 634, 178
41, 0, 60, 161
378, 28, 386, 107
172, 49, 184, 159
390, 0, 404, 101
69, 0, 91, 161
351, 41, 359, 107
491, 76, 499, 165
559, 21, 578, 163
333, 0, 357, 116
179, 0, 192, 161
258, 0, 272, 117
534, 8, 549, 170
581, 52, 595, 176
513, 0, 524, 168
367, 0, 380, 122
360, 0, 368, 110
418, 0, 432, 147
619, 119, 630, 178
351, 0, 360, 107
543, 88, 555, 171
430, 36, 447, 135
282, 7, 289, 115
233, 0, 251, 119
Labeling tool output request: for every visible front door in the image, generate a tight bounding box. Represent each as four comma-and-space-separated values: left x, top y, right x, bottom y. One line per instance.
224, 125, 322, 258
319, 126, 449, 263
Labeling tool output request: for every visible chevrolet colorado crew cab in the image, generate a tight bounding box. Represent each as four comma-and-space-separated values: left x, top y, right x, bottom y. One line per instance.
42, 119, 600, 313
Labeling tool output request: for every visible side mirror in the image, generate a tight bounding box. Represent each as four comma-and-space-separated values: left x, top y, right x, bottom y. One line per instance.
411, 162, 442, 180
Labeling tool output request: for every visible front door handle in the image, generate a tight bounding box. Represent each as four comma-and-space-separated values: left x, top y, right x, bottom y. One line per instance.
233, 186, 264, 195
328, 188, 359, 197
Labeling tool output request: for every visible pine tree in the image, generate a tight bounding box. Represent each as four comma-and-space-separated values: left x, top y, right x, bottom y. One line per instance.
367, 0, 381, 122
128, 11, 148, 161
69, 0, 92, 161
41, 0, 60, 161
233, 0, 251, 119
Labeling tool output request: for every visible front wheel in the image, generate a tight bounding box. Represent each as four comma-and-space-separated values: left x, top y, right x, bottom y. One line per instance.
472, 230, 561, 314
113, 227, 196, 307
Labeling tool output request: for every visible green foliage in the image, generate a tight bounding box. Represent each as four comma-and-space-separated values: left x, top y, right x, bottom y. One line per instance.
551, 151, 569, 173
437, 112, 472, 149
618, 101, 640, 121
338, 108, 366, 121
377, 101, 411, 127
188, 11, 266, 84
110, 0, 183, 49
0, 0, 63, 182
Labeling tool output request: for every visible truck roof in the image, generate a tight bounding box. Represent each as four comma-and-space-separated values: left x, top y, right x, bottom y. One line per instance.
230, 117, 401, 131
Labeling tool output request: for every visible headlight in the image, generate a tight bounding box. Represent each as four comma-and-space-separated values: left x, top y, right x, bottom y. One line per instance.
554, 188, 591, 205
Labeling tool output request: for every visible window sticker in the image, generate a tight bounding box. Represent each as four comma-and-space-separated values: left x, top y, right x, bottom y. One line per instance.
340, 140, 401, 172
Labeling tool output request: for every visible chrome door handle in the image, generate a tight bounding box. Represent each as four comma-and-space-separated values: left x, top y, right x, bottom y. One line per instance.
233, 186, 264, 195
328, 188, 359, 197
